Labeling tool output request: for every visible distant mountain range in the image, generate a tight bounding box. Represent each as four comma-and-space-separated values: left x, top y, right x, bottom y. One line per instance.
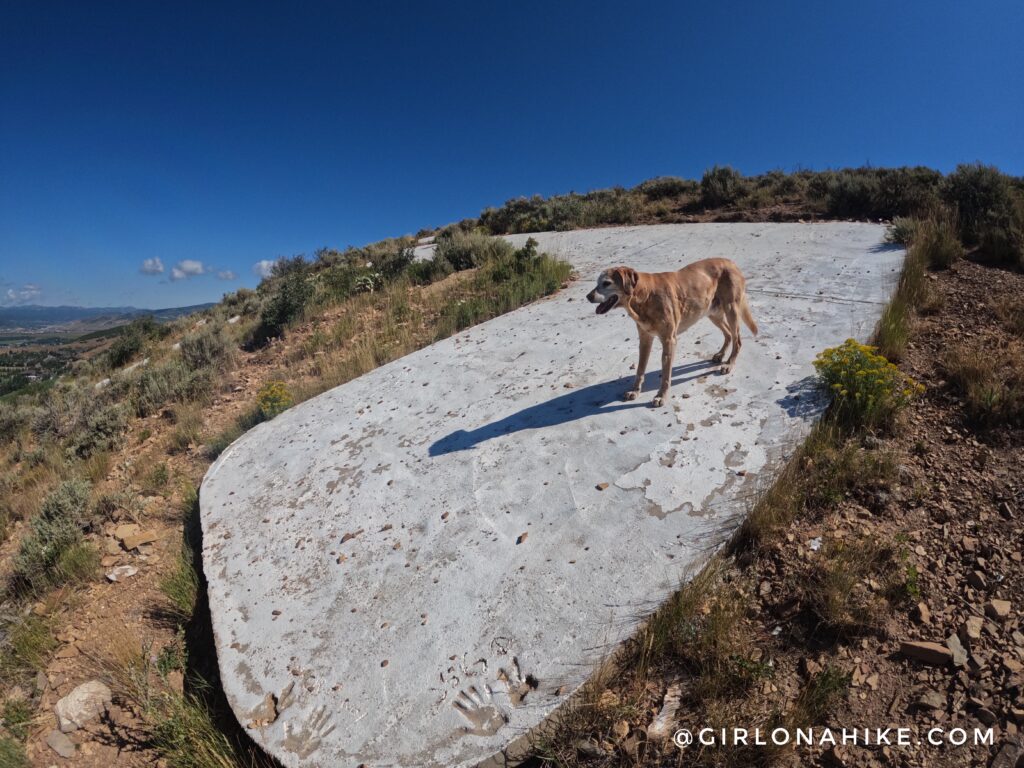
0, 303, 215, 335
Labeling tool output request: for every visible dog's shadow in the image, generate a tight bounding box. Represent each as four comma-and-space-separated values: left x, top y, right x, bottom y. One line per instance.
429, 359, 719, 456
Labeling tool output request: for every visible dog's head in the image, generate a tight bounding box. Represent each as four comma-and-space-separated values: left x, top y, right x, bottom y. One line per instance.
586, 267, 638, 315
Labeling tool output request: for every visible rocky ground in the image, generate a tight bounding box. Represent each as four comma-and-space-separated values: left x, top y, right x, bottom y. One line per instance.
3, 369, 271, 767
742, 260, 1023, 767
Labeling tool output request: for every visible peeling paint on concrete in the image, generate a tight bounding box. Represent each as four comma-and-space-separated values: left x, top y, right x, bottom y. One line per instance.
201, 223, 903, 767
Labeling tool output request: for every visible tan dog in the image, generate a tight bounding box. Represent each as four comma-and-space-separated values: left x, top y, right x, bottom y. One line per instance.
586, 258, 758, 407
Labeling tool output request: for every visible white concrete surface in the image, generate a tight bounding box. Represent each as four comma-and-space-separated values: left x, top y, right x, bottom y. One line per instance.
201, 223, 903, 768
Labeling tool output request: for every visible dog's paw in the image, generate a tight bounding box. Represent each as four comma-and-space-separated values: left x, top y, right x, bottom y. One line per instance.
652, 395, 665, 408
719, 363, 734, 375
711, 352, 724, 364
623, 390, 639, 401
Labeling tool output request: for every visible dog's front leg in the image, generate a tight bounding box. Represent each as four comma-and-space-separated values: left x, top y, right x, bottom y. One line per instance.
653, 335, 675, 407
624, 330, 653, 401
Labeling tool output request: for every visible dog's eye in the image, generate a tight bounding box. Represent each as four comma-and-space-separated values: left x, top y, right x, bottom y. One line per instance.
602, 281, 612, 287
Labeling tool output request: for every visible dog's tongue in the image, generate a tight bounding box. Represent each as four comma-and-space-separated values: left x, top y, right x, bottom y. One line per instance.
595, 296, 618, 315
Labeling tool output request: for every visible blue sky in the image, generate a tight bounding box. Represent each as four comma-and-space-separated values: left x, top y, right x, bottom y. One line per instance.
1, 1, 1021, 308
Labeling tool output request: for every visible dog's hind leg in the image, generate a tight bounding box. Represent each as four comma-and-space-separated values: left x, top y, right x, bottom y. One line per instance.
720, 306, 743, 374
707, 312, 732, 365
652, 334, 676, 407
624, 330, 653, 401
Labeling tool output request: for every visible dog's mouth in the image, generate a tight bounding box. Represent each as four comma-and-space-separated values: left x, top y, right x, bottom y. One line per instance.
595, 295, 619, 315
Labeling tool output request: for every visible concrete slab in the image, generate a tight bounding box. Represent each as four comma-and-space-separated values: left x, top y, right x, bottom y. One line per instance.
201, 223, 903, 768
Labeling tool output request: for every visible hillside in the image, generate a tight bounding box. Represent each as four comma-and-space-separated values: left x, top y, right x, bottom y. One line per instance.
0, 304, 218, 400
0, 163, 1022, 768
0, 304, 216, 335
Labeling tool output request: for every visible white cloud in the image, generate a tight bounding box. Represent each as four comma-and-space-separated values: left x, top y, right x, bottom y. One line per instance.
3, 283, 43, 305
169, 259, 208, 281
177, 259, 207, 276
140, 257, 164, 275
252, 259, 277, 279
216, 270, 238, 281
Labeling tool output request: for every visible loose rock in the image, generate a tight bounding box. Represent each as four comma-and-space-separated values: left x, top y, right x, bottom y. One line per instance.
105, 565, 139, 582
121, 530, 159, 550
974, 707, 997, 726
986, 599, 1012, 621
54, 680, 112, 732
962, 616, 984, 642
899, 641, 952, 666
647, 682, 682, 741
989, 741, 1023, 768
46, 729, 76, 758
914, 689, 946, 710
945, 634, 969, 667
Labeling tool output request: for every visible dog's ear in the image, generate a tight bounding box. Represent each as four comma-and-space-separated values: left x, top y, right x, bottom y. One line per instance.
613, 266, 639, 295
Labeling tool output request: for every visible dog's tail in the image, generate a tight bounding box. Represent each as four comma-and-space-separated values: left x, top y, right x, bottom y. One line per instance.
740, 293, 758, 336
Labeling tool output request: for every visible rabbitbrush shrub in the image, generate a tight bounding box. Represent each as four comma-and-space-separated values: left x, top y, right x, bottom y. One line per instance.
256, 381, 293, 420
814, 339, 923, 430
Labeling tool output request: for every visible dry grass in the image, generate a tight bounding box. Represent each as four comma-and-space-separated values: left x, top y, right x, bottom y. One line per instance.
54, 541, 101, 587
994, 294, 1024, 336
874, 241, 929, 360
803, 536, 901, 637
91, 635, 271, 768
731, 423, 894, 553
529, 558, 770, 767
915, 214, 963, 269
788, 666, 851, 726
0, 613, 57, 683
943, 340, 1024, 427
168, 403, 205, 454
873, 209, 968, 359
885, 216, 918, 245
84, 449, 111, 483
2, 445, 64, 526
627, 558, 734, 680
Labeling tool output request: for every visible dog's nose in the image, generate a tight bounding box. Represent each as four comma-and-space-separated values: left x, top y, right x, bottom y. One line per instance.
586, 290, 596, 302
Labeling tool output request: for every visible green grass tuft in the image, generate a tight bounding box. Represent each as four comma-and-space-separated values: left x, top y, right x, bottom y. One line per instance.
160, 546, 200, 620
0, 736, 29, 768
0, 614, 57, 680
